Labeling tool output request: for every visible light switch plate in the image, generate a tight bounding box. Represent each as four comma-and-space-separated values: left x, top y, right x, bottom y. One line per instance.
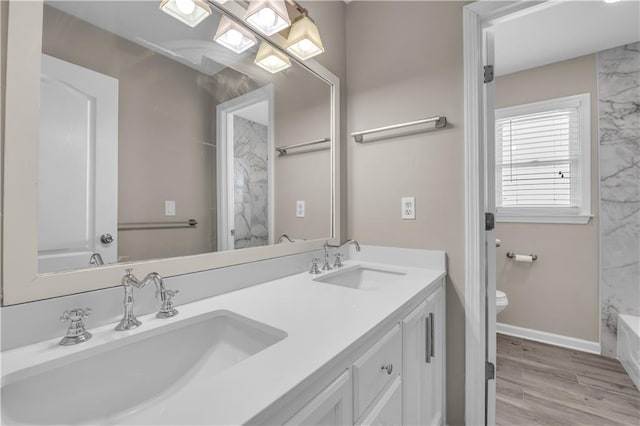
402, 197, 415, 220
165, 200, 176, 216
296, 200, 305, 218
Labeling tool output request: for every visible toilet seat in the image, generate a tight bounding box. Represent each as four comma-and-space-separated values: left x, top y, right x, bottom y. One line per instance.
496, 290, 509, 306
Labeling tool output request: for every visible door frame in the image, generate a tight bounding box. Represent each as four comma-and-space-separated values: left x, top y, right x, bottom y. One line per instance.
216, 84, 275, 251
463, 1, 560, 424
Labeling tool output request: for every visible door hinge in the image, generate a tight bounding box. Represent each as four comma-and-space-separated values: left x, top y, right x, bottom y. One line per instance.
484, 65, 494, 84
486, 361, 495, 381
485, 212, 495, 231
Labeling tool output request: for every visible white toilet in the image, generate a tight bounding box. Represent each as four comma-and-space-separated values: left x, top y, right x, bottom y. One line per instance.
496, 290, 509, 315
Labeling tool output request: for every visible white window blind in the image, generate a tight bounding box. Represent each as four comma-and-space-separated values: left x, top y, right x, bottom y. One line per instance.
495, 94, 591, 223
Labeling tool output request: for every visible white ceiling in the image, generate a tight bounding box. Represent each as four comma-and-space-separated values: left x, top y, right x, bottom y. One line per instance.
494, 0, 640, 76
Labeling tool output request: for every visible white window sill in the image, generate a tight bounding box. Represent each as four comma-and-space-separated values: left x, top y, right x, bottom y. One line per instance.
496, 214, 592, 225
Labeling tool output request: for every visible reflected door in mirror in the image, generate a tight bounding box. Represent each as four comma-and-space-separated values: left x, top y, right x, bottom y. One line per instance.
38, 55, 118, 273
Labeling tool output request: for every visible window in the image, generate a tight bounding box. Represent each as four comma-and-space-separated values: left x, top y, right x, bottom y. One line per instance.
495, 94, 591, 224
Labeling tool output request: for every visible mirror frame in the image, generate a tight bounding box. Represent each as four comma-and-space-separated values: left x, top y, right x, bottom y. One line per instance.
1, 0, 340, 305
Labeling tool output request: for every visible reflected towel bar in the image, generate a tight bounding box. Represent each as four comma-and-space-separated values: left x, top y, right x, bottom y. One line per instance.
351, 116, 447, 143
118, 219, 198, 231
276, 138, 330, 156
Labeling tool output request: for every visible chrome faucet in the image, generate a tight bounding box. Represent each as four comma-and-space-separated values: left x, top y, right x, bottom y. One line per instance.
89, 253, 104, 266
278, 234, 295, 243
115, 269, 178, 331
322, 240, 361, 270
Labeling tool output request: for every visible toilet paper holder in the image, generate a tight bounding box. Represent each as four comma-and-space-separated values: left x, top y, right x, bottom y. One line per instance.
506, 252, 538, 261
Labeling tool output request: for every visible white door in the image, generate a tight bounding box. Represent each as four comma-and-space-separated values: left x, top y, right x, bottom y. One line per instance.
284, 370, 352, 425
38, 54, 118, 273
484, 30, 497, 426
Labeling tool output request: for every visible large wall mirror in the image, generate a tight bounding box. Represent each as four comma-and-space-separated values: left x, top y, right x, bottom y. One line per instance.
2, 0, 340, 305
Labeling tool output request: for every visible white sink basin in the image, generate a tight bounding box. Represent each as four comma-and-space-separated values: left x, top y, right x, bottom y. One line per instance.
1, 310, 286, 425
314, 265, 407, 291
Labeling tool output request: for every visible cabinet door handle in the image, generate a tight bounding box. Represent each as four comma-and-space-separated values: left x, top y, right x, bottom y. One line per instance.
430, 312, 435, 358
425, 315, 432, 364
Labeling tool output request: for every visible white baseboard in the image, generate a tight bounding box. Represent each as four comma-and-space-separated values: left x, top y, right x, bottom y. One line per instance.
497, 322, 601, 355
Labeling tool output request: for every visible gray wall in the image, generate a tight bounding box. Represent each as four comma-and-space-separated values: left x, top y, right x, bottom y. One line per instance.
346, 2, 466, 424
495, 54, 600, 343
598, 42, 640, 357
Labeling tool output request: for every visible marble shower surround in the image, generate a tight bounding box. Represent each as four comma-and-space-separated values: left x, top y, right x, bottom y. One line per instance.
233, 116, 269, 249
598, 42, 640, 357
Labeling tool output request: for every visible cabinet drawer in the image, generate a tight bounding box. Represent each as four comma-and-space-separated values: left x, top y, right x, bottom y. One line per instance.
353, 325, 402, 420
357, 376, 402, 426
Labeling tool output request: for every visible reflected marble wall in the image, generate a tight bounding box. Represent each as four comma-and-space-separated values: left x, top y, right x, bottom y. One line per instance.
598, 42, 640, 357
234, 117, 269, 249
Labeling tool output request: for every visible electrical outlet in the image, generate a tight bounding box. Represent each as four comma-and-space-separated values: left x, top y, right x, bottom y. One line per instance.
296, 200, 305, 218
402, 197, 415, 220
165, 200, 176, 216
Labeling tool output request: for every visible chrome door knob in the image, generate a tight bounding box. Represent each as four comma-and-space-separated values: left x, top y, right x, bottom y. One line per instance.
100, 234, 114, 245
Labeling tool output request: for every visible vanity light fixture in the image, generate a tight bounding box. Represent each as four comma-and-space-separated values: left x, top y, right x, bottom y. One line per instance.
286, 14, 324, 60
254, 42, 291, 73
244, 0, 291, 36
604, 0, 620, 3
159, 0, 212, 27
214, 16, 257, 54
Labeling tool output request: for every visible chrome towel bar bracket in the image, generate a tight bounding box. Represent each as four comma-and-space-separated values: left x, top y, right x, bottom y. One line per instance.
351, 115, 447, 143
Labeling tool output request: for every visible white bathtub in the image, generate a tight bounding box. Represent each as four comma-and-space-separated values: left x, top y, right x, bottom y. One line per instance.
618, 314, 640, 390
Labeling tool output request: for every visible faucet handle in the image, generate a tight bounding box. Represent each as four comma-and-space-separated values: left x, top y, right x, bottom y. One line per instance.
156, 289, 179, 319
60, 308, 91, 322
59, 308, 92, 346
309, 258, 321, 275
333, 252, 344, 268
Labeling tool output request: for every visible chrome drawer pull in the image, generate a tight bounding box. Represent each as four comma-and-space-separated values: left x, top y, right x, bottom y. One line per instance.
425, 316, 432, 363
380, 364, 393, 375
430, 312, 435, 358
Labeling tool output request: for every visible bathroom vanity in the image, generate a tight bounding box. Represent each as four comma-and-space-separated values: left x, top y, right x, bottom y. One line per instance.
1, 248, 446, 425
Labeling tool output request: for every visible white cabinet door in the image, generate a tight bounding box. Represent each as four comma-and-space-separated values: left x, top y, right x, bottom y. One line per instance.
425, 284, 445, 426
284, 370, 352, 426
402, 283, 445, 426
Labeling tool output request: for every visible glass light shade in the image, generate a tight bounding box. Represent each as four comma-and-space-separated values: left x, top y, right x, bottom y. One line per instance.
214, 16, 257, 54
244, 0, 291, 36
159, 0, 212, 27
254, 42, 291, 73
286, 16, 324, 60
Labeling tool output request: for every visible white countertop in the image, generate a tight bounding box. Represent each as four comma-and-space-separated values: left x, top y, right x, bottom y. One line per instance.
1, 258, 445, 425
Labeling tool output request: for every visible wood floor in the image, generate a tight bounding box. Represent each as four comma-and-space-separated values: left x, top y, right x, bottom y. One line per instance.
496, 334, 640, 426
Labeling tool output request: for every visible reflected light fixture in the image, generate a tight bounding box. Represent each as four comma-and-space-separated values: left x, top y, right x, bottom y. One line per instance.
254, 42, 291, 73
286, 15, 324, 60
244, 0, 291, 36
604, 0, 620, 3
159, 0, 212, 27
214, 16, 257, 54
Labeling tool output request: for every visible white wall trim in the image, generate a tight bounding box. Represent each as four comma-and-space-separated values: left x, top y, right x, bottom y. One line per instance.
497, 323, 601, 355
463, 5, 486, 425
